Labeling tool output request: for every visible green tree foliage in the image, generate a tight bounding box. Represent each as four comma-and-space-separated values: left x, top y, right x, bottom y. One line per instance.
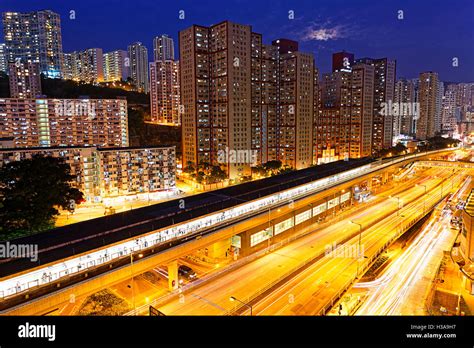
127, 106, 147, 143
0, 155, 84, 237
425, 136, 460, 150
208, 165, 226, 183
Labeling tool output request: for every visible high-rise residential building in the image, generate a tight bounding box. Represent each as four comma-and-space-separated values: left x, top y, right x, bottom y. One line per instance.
356, 57, 396, 152
456, 83, 474, 108
252, 37, 278, 166
442, 83, 459, 135
272, 39, 315, 169
180, 22, 317, 178
435, 81, 444, 134
410, 78, 421, 134
62, 48, 104, 83
0, 97, 128, 148
350, 63, 375, 158
62, 52, 74, 80
0, 145, 176, 202
8, 61, 42, 98
149, 60, 180, 125
316, 59, 374, 163
0, 43, 7, 73
2, 10, 64, 78
393, 78, 417, 137
417, 72, 439, 140
180, 21, 254, 178
153, 35, 175, 61
128, 42, 149, 93
103, 50, 130, 82
454, 83, 474, 122
317, 68, 350, 163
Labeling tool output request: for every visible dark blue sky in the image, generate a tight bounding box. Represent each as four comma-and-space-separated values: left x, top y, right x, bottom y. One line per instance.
1, 0, 473, 82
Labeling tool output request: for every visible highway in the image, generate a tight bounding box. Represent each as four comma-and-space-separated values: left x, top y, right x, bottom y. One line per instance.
353, 177, 471, 315
152, 167, 465, 315
0, 150, 449, 303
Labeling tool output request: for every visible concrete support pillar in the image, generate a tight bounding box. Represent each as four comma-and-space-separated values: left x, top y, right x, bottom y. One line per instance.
167, 260, 178, 291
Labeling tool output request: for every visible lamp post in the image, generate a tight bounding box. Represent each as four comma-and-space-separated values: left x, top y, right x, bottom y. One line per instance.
230, 296, 253, 316
350, 220, 363, 276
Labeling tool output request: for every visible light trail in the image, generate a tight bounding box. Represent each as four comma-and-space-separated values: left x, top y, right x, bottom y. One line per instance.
0, 158, 383, 299
354, 177, 471, 315
0, 151, 458, 303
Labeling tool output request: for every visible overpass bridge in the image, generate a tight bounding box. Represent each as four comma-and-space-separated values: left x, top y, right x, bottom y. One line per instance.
0, 149, 456, 314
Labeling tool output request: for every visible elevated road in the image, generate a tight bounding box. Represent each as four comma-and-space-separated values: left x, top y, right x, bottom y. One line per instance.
134, 167, 467, 315
0, 150, 457, 313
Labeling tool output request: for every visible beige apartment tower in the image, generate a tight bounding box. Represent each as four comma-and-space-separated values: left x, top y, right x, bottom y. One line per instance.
149, 60, 180, 125
274, 43, 315, 169
180, 23, 316, 179
180, 21, 254, 179
417, 72, 439, 140
316, 59, 374, 163
356, 57, 396, 151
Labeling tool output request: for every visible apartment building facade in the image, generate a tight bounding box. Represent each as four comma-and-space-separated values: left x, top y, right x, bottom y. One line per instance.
149, 60, 180, 125
180, 22, 316, 178
128, 42, 149, 93
8, 61, 42, 98
63, 48, 104, 83
417, 72, 439, 140
2, 10, 64, 78
0, 97, 128, 148
103, 50, 130, 82
355, 58, 396, 152
0, 145, 176, 201
316, 59, 374, 163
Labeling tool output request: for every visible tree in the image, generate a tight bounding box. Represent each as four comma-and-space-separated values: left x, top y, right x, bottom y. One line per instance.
264, 160, 282, 172
127, 106, 147, 144
183, 161, 195, 174
208, 165, 226, 183
277, 164, 294, 175
426, 136, 460, 150
394, 143, 407, 154
0, 155, 84, 237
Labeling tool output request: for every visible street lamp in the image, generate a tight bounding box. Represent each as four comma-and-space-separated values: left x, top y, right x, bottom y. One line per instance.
130, 252, 143, 314
229, 296, 253, 316
349, 220, 363, 276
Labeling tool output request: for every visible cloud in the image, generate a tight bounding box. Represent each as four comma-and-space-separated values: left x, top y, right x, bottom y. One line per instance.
301, 25, 348, 41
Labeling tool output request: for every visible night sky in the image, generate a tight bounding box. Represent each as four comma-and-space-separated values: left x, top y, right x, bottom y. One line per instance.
1, 0, 473, 82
